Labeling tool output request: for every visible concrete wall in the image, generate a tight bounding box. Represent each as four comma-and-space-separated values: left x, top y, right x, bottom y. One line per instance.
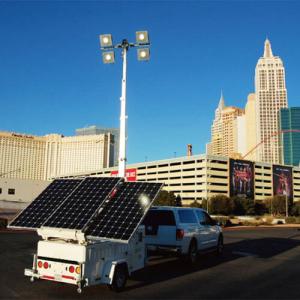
0, 178, 50, 209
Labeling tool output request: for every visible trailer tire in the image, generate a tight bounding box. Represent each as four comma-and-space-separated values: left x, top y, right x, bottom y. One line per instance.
109, 264, 128, 292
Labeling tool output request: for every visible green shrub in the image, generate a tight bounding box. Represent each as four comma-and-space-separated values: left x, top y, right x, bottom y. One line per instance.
285, 216, 300, 224
212, 216, 232, 227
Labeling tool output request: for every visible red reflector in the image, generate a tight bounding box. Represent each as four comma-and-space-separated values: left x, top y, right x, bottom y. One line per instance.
42, 275, 54, 280
176, 229, 184, 240
69, 266, 75, 273
37, 261, 43, 268
62, 275, 75, 280
43, 262, 49, 269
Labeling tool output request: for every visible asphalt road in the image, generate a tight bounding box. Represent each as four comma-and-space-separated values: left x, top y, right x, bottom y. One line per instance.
1, 227, 300, 299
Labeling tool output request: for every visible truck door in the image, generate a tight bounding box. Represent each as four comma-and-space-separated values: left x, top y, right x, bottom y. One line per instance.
194, 210, 210, 249
202, 212, 218, 248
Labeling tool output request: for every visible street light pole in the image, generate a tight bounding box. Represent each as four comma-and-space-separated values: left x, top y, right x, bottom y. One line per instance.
99, 32, 150, 179
285, 194, 288, 218
119, 45, 128, 178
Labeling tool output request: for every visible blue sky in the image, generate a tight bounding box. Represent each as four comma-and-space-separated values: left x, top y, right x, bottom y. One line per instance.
1, 1, 300, 164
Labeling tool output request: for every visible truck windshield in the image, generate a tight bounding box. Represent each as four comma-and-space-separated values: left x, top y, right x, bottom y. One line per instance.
142, 210, 176, 226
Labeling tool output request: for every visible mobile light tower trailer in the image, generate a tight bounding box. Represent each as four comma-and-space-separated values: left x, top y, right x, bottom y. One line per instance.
25, 226, 146, 293
9, 178, 163, 293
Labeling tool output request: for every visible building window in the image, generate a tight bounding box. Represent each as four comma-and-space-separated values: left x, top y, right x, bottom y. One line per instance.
8, 188, 15, 195
0, 188, 2, 194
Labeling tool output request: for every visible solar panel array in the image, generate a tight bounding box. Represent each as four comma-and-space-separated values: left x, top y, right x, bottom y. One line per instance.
43, 177, 121, 230
9, 176, 163, 242
9, 179, 82, 229
85, 182, 163, 241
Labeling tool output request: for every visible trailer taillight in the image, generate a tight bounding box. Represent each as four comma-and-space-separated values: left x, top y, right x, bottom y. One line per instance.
75, 266, 81, 274
69, 266, 75, 273
43, 262, 49, 269
37, 261, 43, 268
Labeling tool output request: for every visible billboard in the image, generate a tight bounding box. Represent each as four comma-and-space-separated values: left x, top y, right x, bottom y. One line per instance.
229, 159, 254, 199
272, 165, 293, 201
111, 168, 137, 182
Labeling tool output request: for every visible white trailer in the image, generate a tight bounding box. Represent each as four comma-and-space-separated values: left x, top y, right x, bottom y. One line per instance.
25, 226, 146, 293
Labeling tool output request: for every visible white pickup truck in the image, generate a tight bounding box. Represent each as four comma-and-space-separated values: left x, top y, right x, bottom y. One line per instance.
142, 206, 223, 263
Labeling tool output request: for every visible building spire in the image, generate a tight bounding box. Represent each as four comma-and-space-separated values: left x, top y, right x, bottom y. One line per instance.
263, 38, 274, 58
218, 90, 225, 109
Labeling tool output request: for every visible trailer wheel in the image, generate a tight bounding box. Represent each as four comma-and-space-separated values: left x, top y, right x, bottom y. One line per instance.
109, 264, 127, 292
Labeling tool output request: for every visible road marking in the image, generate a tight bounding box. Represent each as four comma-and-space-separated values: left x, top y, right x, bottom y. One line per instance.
232, 251, 258, 257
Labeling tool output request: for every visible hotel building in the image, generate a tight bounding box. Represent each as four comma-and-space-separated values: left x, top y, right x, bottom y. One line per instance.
279, 107, 300, 166
0, 131, 114, 180
255, 39, 288, 164
207, 94, 245, 158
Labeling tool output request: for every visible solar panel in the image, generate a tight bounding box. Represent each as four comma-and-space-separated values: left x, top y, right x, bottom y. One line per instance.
9, 179, 82, 229
42, 177, 122, 230
85, 182, 163, 241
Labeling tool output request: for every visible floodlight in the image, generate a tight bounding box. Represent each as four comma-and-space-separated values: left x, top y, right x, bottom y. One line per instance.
137, 48, 150, 61
136, 31, 149, 45
102, 51, 115, 64
100, 34, 113, 48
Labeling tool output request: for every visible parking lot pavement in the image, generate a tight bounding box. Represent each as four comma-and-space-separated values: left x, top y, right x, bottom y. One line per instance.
0, 227, 300, 299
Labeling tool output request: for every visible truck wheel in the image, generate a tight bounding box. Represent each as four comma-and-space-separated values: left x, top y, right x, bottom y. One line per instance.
187, 240, 198, 264
110, 264, 127, 292
216, 235, 224, 256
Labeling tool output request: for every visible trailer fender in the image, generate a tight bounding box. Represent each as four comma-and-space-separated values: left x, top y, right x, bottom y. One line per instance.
104, 260, 128, 284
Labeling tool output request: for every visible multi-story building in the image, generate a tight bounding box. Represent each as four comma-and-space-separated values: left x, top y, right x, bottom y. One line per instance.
244, 93, 257, 161
57, 154, 300, 206
279, 107, 300, 166
0, 131, 114, 180
76, 125, 119, 166
209, 93, 225, 156
208, 93, 244, 158
255, 39, 288, 164
0, 132, 46, 180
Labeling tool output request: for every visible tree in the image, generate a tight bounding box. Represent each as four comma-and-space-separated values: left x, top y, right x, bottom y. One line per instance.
153, 190, 176, 206
190, 200, 202, 208
232, 197, 267, 216
175, 195, 182, 207
264, 196, 287, 216
254, 201, 268, 215
291, 202, 300, 216
232, 196, 246, 215
209, 195, 234, 215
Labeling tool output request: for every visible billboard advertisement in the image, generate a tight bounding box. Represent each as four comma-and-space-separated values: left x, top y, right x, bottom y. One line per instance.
272, 165, 293, 200
111, 168, 137, 182
230, 159, 254, 199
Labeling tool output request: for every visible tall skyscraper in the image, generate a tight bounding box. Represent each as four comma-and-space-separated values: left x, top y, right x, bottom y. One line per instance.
255, 39, 288, 163
208, 93, 244, 158
279, 107, 300, 166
